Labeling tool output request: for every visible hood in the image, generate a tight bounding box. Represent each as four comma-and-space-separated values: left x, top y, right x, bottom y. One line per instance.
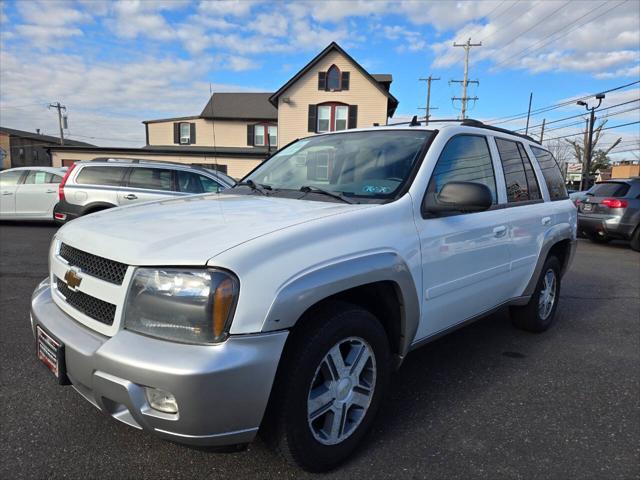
57, 194, 370, 266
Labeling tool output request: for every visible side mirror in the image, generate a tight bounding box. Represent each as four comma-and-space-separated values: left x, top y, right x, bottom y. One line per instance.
424, 181, 493, 215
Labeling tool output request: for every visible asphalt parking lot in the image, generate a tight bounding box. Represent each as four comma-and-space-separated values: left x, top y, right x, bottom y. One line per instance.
0, 222, 638, 479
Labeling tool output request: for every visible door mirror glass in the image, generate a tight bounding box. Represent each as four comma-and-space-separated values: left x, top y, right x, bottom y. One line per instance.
424, 181, 493, 214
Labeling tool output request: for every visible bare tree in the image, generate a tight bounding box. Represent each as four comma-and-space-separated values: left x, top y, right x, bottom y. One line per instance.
545, 137, 572, 166
565, 119, 622, 173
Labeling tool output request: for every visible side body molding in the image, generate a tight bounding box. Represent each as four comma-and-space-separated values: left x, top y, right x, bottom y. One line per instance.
262, 251, 421, 357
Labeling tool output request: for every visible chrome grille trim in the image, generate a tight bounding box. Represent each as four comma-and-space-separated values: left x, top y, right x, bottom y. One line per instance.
56, 277, 116, 326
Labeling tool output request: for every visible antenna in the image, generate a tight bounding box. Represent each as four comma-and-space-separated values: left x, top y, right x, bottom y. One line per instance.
208, 82, 219, 175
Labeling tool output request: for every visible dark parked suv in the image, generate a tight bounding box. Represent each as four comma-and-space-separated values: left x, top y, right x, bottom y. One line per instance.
577, 177, 640, 251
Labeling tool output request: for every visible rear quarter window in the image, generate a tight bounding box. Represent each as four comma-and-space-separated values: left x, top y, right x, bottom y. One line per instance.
588, 182, 630, 197
75, 166, 127, 186
530, 147, 569, 201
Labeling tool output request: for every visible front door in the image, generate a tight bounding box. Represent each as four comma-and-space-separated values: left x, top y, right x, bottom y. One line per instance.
414, 134, 512, 341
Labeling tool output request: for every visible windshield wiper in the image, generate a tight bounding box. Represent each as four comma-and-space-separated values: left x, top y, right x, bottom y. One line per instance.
236, 179, 272, 195
299, 185, 356, 204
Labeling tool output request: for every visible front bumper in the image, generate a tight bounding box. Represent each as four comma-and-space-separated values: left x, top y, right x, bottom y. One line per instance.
30, 279, 288, 446
578, 213, 634, 240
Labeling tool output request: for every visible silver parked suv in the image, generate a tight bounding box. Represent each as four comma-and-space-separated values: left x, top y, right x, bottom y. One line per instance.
53, 158, 235, 223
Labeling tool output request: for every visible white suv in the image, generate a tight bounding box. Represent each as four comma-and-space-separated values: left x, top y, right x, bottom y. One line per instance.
31, 120, 576, 472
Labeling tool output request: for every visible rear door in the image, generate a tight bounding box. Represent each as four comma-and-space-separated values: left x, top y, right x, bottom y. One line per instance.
414, 134, 513, 340
15, 170, 62, 218
117, 167, 178, 205
492, 138, 549, 296
0, 170, 25, 218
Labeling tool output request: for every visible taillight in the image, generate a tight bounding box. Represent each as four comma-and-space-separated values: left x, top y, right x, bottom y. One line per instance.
58, 163, 76, 202
601, 198, 628, 209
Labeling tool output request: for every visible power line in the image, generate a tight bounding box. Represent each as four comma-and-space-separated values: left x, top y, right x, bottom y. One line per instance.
531, 106, 640, 134
486, 79, 640, 125
543, 120, 640, 142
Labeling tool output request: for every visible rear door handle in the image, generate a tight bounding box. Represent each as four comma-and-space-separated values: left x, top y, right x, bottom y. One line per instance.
542, 216, 551, 225
124, 194, 137, 200
493, 225, 507, 237
46, 189, 56, 193
1, 192, 13, 196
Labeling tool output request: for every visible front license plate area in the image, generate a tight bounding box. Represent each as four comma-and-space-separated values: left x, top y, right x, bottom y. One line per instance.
36, 325, 69, 384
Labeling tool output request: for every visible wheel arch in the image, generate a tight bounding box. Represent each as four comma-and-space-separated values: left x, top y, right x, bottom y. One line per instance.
81, 201, 116, 215
262, 251, 420, 362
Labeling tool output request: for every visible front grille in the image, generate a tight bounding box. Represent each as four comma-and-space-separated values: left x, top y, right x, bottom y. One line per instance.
59, 243, 127, 285
56, 278, 116, 326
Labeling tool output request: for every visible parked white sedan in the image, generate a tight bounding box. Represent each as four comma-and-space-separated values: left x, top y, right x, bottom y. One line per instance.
0, 167, 67, 221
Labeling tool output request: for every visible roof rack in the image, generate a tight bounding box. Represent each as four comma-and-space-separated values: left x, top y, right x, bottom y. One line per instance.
87, 157, 212, 172
384, 117, 541, 144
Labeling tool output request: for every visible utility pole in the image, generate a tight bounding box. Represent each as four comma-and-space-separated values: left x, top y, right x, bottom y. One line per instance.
48, 102, 67, 145
577, 93, 605, 191
525, 92, 533, 135
451, 38, 481, 119
539, 118, 546, 141
418, 75, 440, 125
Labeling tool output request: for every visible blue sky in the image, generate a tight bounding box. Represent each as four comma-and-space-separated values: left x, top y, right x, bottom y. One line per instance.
0, 0, 638, 159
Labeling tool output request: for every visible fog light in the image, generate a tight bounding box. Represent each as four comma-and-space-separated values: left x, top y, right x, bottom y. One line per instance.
145, 387, 178, 414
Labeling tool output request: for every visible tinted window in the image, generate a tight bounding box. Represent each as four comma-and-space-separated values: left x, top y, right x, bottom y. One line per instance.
0, 170, 24, 187
177, 171, 221, 193
496, 139, 541, 203
588, 182, 630, 197
51, 174, 63, 183
530, 147, 569, 200
429, 135, 497, 203
76, 166, 127, 186
127, 168, 173, 191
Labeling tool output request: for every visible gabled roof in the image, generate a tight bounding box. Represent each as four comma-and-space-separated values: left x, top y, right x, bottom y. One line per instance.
268, 42, 399, 117
200, 92, 277, 120
0, 126, 94, 146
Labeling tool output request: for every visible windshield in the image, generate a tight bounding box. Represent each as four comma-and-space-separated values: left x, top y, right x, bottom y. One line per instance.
243, 130, 432, 201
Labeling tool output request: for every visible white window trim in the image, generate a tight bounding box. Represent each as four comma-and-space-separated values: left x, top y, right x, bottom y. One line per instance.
179, 122, 191, 145
317, 106, 331, 133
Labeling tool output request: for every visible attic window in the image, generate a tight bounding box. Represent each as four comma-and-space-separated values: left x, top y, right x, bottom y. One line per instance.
327, 65, 340, 90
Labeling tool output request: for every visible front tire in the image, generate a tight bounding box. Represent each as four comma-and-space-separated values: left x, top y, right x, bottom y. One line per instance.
262, 301, 391, 472
511, 256, 562, 333
630, 226, 640, 252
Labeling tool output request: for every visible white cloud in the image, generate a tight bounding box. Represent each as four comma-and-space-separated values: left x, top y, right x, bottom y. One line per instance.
197, 0, 258, 17
249, 12, 288, 37
224, 56, 260, 71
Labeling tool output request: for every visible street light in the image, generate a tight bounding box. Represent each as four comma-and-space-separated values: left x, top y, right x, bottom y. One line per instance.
577, 93, 605, 191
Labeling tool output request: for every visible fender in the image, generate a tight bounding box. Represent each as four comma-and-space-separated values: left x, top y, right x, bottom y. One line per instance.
81, 201, 117, 215
262, 250, 420, 357
518, 221, 576, 302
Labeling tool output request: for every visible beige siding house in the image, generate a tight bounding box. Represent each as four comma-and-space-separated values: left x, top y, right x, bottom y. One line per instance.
49, 42, 398, 179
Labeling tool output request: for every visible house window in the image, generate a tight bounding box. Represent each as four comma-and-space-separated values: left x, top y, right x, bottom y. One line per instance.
315, 153, 330, 180
335, 106, 348, 131
254, 127, 265, 146
327, 65, 340, 90
268, 126, 277, 147
317, 106, 331, 133
179, 123, 191, 144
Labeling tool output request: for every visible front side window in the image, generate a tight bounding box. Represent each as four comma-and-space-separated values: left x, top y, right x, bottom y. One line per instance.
496, 138, 541, 203
75, 166, 127, 186
0, 170, 24, 187
127, 168, 173, 191
428, 135, 497, 204
317, 106, 331, 133
244, 130, 432, 202
531, 147, 569, 201
179, 123, 191, 144
177, 171, 221, 193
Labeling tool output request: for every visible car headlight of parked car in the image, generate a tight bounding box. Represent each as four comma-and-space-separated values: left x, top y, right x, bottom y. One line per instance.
123, 268, 238, 345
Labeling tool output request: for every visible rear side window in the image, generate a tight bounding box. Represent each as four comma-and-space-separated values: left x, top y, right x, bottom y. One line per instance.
530, 147, 569, 200
495, 138, 541, 203
177, 171, 221, 194
75, 166, 127, 186
588, 182, 630, 197
429, 134, 497, 204
127, 168, 173, 191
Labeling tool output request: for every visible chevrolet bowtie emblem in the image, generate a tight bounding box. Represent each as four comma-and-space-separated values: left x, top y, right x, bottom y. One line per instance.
64, 268, 82, 291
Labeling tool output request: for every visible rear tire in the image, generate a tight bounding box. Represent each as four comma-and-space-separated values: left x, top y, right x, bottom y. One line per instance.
630, 226, 640, 252
511, 256, 562, 333
261, 301, 391, 472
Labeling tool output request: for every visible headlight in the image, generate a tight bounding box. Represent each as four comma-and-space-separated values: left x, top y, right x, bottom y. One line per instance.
123, 268, 239, 345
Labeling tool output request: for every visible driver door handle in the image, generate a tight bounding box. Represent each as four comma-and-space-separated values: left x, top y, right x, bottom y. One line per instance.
493, 225, 507, 237
124, 194, 138, 200
1, 192, 13, 196
542, 216, 551, 226
46, 189, 56, 193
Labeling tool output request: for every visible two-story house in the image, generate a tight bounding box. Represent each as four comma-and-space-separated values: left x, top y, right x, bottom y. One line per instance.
49, 42, 398, 179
